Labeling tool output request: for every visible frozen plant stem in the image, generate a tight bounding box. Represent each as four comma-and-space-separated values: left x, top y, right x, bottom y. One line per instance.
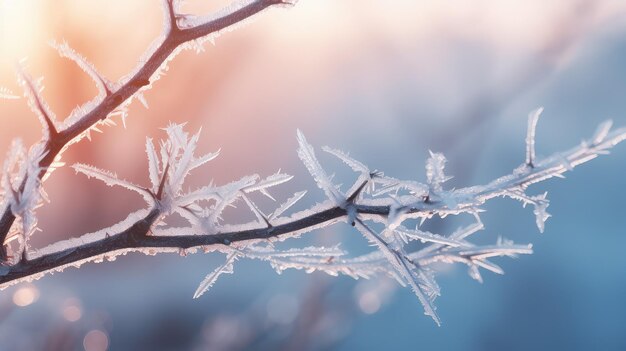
1, 1, 625, 325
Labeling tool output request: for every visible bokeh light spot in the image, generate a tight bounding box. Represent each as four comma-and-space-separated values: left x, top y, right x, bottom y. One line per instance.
62, 298, 83, 322
83, 330, 109, 351
358, 291, 381, 314
12, 284, 39, 307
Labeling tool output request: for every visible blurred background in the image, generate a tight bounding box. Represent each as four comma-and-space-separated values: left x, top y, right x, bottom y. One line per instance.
1, 0, 626, 350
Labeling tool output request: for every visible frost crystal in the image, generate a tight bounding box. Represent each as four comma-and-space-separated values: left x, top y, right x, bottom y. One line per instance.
16, 67, 58, 137
297, 130, 343, 204
0, 86, 19, 100
269, 190, 307, 220
425, 151, 451, 192
193, 252, 238, 299
526, 107, 543, 167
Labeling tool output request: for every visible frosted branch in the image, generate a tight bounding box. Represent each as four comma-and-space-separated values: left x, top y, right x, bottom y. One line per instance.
0, 114, 623, 324
0, 0, 294, 259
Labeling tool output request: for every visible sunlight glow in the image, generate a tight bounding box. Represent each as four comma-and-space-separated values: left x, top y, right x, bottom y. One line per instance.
0, 0, 43, 67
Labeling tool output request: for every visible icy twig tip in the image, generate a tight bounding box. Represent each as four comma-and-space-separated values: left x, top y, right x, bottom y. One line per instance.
525, 107, 543, 167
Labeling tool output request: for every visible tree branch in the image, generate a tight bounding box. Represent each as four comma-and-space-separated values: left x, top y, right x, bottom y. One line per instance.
1, 122, 623, 290
0, 0, 290, 260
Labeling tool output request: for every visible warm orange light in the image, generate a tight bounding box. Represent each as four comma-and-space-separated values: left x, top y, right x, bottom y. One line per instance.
0, 0, 44, 68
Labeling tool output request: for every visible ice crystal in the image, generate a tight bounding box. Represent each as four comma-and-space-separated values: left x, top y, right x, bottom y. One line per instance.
0, 86, 19, 99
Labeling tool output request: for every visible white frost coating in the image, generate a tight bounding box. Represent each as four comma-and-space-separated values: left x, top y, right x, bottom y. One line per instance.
372, 175, 429, 198
241, 193, 269, 226
0, 140, 48, 261
0, 245, 184, 290
322, 146, 369, 175
354, 219, 440, 325
504, 190, 551, 233
243, 171, 293, 200
425, 151, 451, 192
525, 107, 543, 166
136, 92, 150, 109
177, 0, 257, 29
49, 40, 111, 98
151, 226, 204, 237
323, 146, 383, 195
32, 209, 151, 258
114, 0, 189, 113
193, 252, 237, 299
76, 124, 229, 217
1, 140, 26, 201
269, 190, 307, 220
296, 130, 343, 204
16, 67, 58, 136
145, 138, 161, 192
533, 201, 551, 233
167, 124, 200, 191
244, 244, 345, 258
72, 163, 154, 204
393, 226, 462, 247
457, 243, 533, 259
207, 176, 258, 226
3, 112, 625, 325
267, 199, 336, 228
592, 120, 613, 145
176, 0, 283, 49
0, 86, 19, 99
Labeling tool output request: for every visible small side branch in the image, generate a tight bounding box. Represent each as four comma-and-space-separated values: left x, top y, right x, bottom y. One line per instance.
16, 67, 58, 138
50, 40, 112, 96
162, 0, 180, 34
